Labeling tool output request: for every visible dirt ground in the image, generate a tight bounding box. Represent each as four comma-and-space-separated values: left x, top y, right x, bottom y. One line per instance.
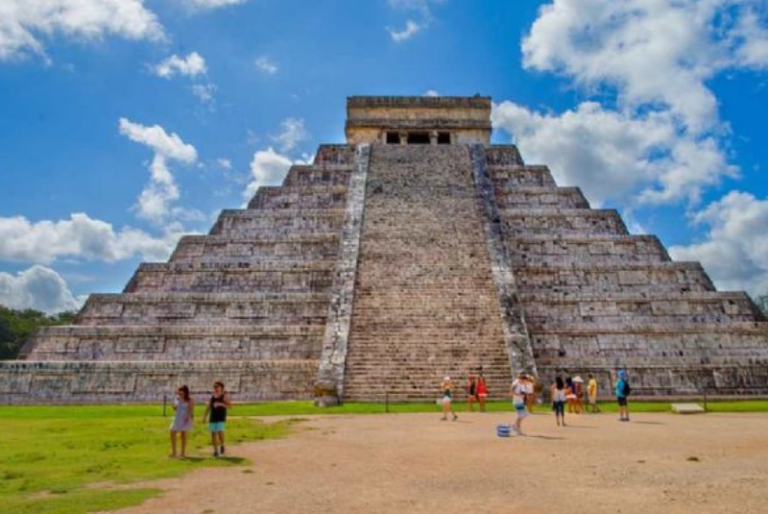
108, 411, 768, 514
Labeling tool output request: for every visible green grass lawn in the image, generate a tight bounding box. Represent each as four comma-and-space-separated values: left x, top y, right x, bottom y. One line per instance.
0, 405, 293, 514
1, 398, 765, 514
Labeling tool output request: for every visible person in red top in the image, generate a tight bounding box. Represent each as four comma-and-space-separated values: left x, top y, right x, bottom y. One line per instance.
476, 373, 489, 412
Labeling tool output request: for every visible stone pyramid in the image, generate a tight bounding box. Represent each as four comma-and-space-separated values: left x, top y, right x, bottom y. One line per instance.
2, 96, 767, 404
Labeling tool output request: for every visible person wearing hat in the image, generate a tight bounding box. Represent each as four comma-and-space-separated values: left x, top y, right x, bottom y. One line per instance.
511, 372, 529, 435
614, 370, 631, 421
440, 376, 458, 421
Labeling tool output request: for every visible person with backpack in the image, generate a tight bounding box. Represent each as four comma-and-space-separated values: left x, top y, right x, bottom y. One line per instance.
615, 370, 631, 422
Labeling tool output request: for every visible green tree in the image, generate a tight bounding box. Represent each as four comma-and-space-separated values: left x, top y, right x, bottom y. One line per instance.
0, 306, 77, 360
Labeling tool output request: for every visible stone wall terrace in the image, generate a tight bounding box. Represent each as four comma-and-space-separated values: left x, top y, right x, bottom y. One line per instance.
77, 292, 329, 326
209, 208, 345, 237
20, 325, 324, 362
514, 262, 715, 294
500, 209, 629, 236
490, 165, 558, 188
495, 186, 590, 209
507, 235, 670, 266
169, 234, 340, 263
283, 166, 352, 187
124, 261, 335, 293
247, 185, 348, 210
0, 360, 317, 404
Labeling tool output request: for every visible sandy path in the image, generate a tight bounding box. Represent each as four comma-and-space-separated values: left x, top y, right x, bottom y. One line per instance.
109, 412, 768, 514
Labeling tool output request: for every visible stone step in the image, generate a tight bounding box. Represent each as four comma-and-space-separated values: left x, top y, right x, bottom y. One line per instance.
500, 208, 629, 236
489, 165, 557, 188
78, 292, 330, 326
495, 186, 590, 209
283, 165, 352, 187
124, 262, 335, 294
170, 233, 340, 263
514, 261, 715, 293
343, 144, 514, 401
0, 359, 318, 403
20, 324, 325, 362
247, 185, 348, 210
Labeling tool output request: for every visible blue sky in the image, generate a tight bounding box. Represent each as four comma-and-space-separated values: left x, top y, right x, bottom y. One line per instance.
1, 0, 768, 312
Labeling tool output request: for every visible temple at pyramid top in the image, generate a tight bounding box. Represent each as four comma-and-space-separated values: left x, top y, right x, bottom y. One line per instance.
345, 95, 492, 145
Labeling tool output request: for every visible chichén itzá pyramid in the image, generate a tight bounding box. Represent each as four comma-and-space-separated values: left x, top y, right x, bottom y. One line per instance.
2, 96, 767, 404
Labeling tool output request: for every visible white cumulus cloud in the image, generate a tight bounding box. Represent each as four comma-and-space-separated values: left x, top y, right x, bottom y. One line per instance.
184, 0, 251, 9
492, 101, 737, 206
118, 118, 198, 223
386, 0, 445, 42
152, 52, 207, 78
254, 56, 278, 75
0, 265, 83, 314
389, 20, 423, 42
243, 147, 294, 200
522, 0, 768, 132
0, 0, 165, 62
669, 191, 768, 295
271, 118, 309, 153
0, 213, 185, 264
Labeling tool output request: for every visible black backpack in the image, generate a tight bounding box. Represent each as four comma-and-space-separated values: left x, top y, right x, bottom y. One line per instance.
622, 381, 632, 397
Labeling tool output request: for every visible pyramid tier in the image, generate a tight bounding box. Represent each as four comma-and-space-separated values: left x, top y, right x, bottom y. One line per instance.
520, 291, 764, 327
247, 185, 349, 210
77, 292, 329, 326
20, 325, 324, 361
0, 360, 318, 404
500, 208, 629, 236
282, 165, 352, 187
169, 234, 341, 263
210, 208, 346, 237
495, 186, 590, 209
489, 165, 557, 188
124, 261, 336, 293
513, 261, 715, 294
506, 234, 669, 266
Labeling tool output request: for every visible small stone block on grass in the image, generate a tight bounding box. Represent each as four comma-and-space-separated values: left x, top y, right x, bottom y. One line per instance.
671, 403, 706, 414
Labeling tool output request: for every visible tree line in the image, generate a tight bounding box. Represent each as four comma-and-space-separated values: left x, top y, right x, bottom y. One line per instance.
0, 306, 77, 360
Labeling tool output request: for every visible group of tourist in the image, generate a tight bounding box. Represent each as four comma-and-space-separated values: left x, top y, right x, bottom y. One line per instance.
168, 381, 231, 458
168, 371, 631, 456
441, 370, 631, 436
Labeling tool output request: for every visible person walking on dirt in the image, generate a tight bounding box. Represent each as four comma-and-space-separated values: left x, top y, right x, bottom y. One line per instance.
466, 374, 478, 412
511, 372, 529, 435
441, 376, 458, 421
587, 374, 600, 413
551, 376, 567, 427
476, 373, 488, 412
203, 381, 231, 456
169, 385, 194, 458
615, 370, 631, 422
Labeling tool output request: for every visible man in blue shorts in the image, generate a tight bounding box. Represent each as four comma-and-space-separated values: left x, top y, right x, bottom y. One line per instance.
203, 381, 231, 456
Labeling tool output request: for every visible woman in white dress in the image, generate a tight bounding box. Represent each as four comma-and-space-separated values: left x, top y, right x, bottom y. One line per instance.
170, 385, 194, 458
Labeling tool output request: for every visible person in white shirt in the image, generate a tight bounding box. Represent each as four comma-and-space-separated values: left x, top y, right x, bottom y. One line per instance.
511, 372, 529, 435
